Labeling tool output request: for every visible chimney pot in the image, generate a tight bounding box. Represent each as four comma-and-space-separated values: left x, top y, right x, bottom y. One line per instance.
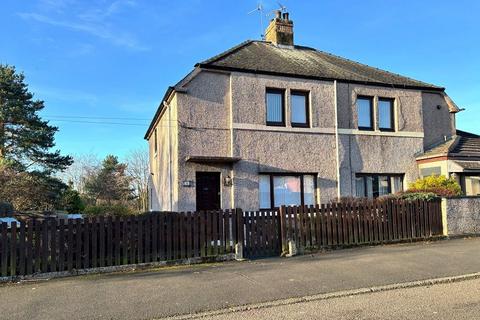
265, 11, 294, 46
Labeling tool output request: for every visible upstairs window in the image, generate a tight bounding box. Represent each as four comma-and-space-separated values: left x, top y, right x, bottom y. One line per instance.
290, 90, 309, 127
266, 88, 285, 126
357, 96, 374, 130
379, 98, 395, 131
355, 174, 404, 198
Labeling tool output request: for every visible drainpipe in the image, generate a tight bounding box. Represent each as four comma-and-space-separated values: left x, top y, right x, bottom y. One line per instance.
334, 80, 341, 199
163, 100, 174, 211
229, 75, 235, 209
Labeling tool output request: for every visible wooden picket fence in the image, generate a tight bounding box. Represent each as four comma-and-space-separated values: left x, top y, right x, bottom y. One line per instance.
0, 199, 445, 278
279, 199, 443, 254
0, 210, 243, 277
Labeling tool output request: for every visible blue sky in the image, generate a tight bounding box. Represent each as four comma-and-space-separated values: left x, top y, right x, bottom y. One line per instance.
1, 0, 479, 160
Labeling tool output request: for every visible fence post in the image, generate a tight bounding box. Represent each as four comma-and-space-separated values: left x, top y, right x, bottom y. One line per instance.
235, 208, 244, 244
234, 208, 244, 259
10, 221, 17, 277
279, 206, 288, 255
440, 198, 448, 236
0, 222, 7, 277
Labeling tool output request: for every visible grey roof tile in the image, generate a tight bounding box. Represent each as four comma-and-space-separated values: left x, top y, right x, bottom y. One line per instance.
450, 132, 480, 157
453, 161, 480, 171
197, 41, 443, 90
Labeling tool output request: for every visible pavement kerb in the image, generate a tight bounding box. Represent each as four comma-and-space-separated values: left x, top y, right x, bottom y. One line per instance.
160, 272, 480, 320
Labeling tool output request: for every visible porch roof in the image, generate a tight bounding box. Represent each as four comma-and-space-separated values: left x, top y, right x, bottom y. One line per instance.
451, 160, 480, 173
185, 156, 241, 164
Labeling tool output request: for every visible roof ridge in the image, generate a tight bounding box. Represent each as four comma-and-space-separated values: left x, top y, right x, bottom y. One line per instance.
447, 135, 462, 154
457, 129, 480, 138
196, 40, 254, 66
255, 40, 319, 52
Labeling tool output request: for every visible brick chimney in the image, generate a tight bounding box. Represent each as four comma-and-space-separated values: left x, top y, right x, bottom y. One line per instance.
265, 11, 294, 46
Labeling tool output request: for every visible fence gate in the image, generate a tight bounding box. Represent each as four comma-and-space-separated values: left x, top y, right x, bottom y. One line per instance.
243, 211, 282, 259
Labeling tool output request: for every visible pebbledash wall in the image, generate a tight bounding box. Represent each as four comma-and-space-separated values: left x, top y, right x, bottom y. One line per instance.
336, 83, 430, 198
443, 197, 480, 236
149, 69, 456, 212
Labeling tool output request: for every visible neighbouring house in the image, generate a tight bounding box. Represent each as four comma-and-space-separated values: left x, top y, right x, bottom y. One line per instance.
145, 11, 478, 212
417, 130, 480, 196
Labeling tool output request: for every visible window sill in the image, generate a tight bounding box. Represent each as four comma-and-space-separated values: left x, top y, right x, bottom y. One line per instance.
291, 123, 310, 128
266, 122, 286, 127
358, 127, 374, 131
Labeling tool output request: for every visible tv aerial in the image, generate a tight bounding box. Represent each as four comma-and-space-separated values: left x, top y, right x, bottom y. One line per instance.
266, 2, 288, 19
277, 1, 287, 13
248, 3, 265, 40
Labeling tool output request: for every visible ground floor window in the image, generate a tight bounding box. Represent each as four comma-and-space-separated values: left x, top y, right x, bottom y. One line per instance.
420, 166, 442, 177
461, 174, 480, 196
259, 174, 316, 209
355, 174, 404, 198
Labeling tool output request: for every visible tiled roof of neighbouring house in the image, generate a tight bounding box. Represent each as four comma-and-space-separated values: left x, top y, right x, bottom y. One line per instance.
418, 130, 480, 160
196, 40, 444, 91
450, 130, 480, 157
418, 137, 458, 159
452, 160, 480, 171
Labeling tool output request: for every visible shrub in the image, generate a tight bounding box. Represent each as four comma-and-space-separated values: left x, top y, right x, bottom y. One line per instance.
407, 175, 462, 197
83, 204, 135, 217
332, 196, 358, 204
398, 192, 439, 201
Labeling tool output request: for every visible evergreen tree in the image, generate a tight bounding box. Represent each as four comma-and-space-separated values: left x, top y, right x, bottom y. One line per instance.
84, 155, 133, 205
0, 64, 72, 173
60, 184, 85, 213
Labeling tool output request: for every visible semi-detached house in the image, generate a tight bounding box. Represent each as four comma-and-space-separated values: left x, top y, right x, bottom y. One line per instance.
145, 11, 479, 212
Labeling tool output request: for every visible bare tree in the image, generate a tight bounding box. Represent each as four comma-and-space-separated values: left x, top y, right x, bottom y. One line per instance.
59, 153, 100, 193
59, 148, 149, 213
124, 147, 149, 212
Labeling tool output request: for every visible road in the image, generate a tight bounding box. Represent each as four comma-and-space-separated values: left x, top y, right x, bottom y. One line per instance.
0, 237, 479, 320
197, 278, 480, 320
